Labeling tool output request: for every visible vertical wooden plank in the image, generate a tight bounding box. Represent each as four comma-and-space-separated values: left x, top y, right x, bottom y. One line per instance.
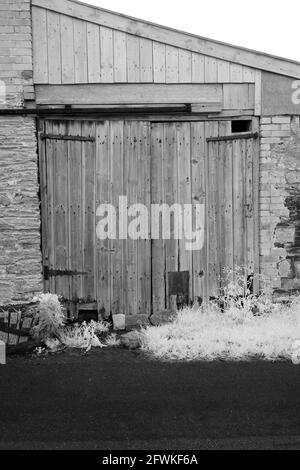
222, 127, 234, 280
151, 123, 166, 313
153, 42, 166, 83
255, 70, 262, 116
217, 60, 230, 83
38, 119, 49, 292
179, 50, 192, 83
243, 66, 255, 82
45, 120, 55, 294
205, 56, 218, 83
126, 35, 140, 83
100, 27, 114, 82
124, 121, 139, 316
245, 136, 254, 274
47, 11, 62, 84
68, 121, 83, 300
137, 122, 152, 315
113, 31, 127, 82
110, 121, 124, 315
87, 23, 101, 83
217, 122, 229, 285
164, 123, 179, 306
52, 121, 69, 299
82, 121, 96, 301
191, 122, 207, 302
232, 139, 245, 270
166, 46, 179, 83
177, 122, 193, 300
252, 118, 260, 294
96, 121, 111, 318
139, 38, 153, 82
230, 63, 243, 82
32, 7, 48, 83
192, 53, 205, 83
60, 15, 75, 84
205, 122, 219, 297
74, 19, 88, 83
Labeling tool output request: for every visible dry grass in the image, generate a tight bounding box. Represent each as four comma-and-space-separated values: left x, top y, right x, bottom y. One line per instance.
141, 272, 300, 363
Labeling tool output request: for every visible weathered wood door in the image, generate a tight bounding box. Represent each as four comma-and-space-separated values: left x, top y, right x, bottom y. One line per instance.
39, 118, 258, 317
39, 119, 152, 318
150, 120, 259, 309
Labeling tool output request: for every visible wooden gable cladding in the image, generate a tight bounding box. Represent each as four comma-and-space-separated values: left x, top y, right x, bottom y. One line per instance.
31, 0, 300, 80
32, 5, 256, 85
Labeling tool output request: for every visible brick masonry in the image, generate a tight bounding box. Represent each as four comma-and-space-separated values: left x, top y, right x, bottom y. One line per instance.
0, 0, 34, 107
260, 115, 300, 296
0, 0, 42, 305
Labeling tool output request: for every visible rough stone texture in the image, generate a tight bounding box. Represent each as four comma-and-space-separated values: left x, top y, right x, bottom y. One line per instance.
0, 116, 43, 304
120, 331, 143, 350
0, 0, 34, 108
125, 314, 150, 330
260, 116, 300, 294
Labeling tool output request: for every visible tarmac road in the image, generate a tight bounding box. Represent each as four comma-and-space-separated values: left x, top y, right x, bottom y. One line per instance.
0, 349, 299, 450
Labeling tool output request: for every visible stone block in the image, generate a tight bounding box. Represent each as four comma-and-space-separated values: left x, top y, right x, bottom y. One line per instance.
294, 261, 300, 279
112, 314, 126, 331
120, 331, 143, 350
274, 225, 295, 246
278, 259, 293, 279
125, 315, 150, 330
281, 278, 300, 291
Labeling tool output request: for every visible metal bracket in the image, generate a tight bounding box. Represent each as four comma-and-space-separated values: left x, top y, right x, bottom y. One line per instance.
40, 134, 95, 142
207, 132, 259, 143
43, 266, 88, 280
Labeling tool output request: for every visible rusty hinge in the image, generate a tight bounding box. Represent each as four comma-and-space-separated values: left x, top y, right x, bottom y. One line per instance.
43, 266, 88, 280
207, 132, 259, 143
40, 134, 95, 142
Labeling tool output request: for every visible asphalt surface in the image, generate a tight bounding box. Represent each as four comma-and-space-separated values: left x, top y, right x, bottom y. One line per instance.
0, 349, 300, 450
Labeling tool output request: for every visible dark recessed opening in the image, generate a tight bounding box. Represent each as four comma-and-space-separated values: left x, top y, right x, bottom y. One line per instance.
231, 120, 252, 133
78, 310, 98, 323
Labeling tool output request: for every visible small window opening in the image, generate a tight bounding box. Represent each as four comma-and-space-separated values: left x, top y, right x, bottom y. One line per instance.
231, 120, 252, 133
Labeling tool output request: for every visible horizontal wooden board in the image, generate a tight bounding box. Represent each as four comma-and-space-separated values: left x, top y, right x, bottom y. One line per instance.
36, 84, 223, 105
32, 0, 300, 79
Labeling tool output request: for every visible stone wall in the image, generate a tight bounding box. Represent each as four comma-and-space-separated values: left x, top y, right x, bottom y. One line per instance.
0, 0, 42, 306
0, 0, 34, 108
0, 116, 42, 304
260, 116, 300, 297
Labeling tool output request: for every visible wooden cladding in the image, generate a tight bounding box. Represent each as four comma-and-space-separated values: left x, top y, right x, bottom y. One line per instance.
32, 0, 300, 79
39, 118, 259, 317
32, 6, 256, 85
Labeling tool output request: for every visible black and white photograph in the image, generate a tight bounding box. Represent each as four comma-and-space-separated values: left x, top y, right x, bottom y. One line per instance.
1, 0, 300, 454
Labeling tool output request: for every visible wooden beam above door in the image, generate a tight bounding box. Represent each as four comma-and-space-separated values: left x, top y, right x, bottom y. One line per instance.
35, 83, 223, 106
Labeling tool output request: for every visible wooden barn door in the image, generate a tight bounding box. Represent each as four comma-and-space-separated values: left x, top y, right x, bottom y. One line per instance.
39, 118, 258, 318
150, 120, 259, 310
39, 120, 97, 304
96, 121, 152, 320
206, 127, 259, 297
